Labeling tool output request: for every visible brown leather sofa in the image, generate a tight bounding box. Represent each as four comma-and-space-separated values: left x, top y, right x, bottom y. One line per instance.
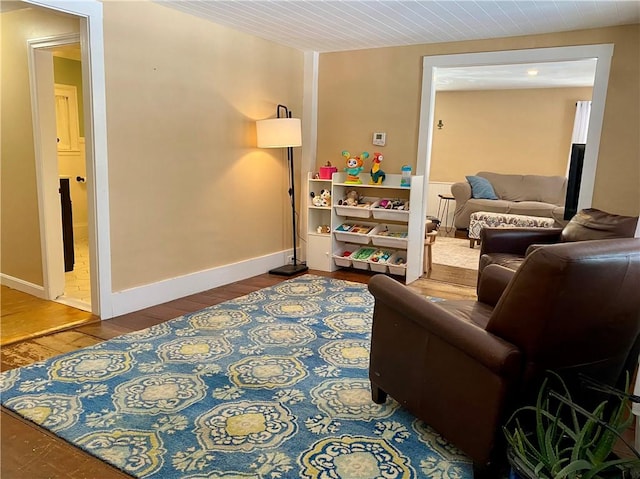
368, 238, 640, 466
479, 208, 638, 280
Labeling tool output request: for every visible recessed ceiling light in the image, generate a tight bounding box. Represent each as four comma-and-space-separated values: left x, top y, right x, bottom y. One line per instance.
527, 69, 539, 76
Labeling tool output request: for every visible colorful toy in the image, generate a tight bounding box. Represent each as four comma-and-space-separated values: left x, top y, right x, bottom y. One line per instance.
342, 150, 369, 184
376, 198, 408, 210
401, 165, 412, 187
369, 249, 392, 263
320, 189, 331, 205
370, 152, 386, 185
319, 161, 338, 180
310, 189, 331, 207
338, 190, 360, 207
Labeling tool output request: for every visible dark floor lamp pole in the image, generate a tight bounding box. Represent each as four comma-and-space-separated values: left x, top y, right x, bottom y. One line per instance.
256, 104, 308, 276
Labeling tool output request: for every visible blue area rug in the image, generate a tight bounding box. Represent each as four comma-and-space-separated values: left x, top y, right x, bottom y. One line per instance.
1, 274, 472, 478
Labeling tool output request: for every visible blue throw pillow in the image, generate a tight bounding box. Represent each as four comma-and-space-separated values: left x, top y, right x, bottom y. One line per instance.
466, 175, 498, 200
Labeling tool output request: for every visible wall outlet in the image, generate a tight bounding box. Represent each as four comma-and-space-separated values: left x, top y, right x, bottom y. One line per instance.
287, 255, 295, 264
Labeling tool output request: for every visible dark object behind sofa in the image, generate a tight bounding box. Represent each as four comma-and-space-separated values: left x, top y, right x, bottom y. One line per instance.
368, 238, 640, 467
564, 143, 585, 220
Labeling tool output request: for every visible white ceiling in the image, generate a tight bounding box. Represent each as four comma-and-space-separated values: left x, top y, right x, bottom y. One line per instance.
155, 0, 640, 53
436, 59, 598, 90
152, 0, 635, 89
9, 0, 634, 90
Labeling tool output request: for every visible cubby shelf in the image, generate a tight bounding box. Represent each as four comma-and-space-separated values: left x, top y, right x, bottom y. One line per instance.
305, 171, 424, 283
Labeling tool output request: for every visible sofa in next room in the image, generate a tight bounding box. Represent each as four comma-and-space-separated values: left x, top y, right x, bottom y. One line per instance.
451, 171, 567, 230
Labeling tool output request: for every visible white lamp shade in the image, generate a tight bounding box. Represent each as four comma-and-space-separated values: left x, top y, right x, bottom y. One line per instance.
256, 118, 302, 148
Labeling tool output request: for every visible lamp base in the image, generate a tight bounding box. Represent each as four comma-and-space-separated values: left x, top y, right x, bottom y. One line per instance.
268, 263, 309, 276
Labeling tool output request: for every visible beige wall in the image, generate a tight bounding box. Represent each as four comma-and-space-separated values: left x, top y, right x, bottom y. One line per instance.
2, 3, 304, 293
103, 2, 304, 290
430, 87, 593, 182
1, 8, 80, 286
318, 24, 640, 216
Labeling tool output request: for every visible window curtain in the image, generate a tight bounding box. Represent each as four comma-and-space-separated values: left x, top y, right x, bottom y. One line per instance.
566, 100, 591, 175
571, 100, 591, 143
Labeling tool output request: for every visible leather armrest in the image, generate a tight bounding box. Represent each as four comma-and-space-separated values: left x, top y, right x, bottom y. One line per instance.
480, 227, 563, 256
368, 275, 521, 375
477, 264, 515, 306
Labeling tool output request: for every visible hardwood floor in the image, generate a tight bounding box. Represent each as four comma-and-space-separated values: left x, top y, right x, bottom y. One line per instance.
1, 286, 97, 347
0, 266, 477, 479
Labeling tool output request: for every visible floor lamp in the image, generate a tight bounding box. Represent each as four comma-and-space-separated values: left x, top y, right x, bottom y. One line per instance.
256, 105, 309, 276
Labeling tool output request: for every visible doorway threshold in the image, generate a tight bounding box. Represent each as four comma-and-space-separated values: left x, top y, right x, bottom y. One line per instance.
55, 296, 91, 313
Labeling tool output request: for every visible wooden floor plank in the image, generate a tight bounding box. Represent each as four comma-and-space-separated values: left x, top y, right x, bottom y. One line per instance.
1, 286, 97, 347
1, 408, 131, 479
73, 321, 138, 341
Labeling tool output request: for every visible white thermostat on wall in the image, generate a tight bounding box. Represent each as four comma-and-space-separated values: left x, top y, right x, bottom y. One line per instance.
372, 132, 386, 146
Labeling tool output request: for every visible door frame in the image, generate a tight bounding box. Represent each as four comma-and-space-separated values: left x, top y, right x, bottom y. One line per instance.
25, 0, 113, 318
415, 44, 614, 266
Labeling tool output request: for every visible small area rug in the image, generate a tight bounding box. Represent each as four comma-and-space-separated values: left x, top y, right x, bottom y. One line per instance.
432, 236, 480, 270
1, 275, 472, 479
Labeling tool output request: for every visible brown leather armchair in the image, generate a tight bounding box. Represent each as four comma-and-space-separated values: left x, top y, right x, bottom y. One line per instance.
368, 238, 640, 466
478, 208, 638, 281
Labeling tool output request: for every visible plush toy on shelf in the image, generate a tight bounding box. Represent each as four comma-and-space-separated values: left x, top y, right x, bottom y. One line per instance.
316, 225, 330, 234
310, 189, 331, 207
320, 189, 331, 205
370, 152, 386, 185
342, 150, 369, 184
338, 190, 360, 207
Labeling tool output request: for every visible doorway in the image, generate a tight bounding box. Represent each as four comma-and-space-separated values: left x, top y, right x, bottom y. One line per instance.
21, 0, 113, 318
54, 45, 92, 311
415, 44, 614, 270
30, 37, 91, 312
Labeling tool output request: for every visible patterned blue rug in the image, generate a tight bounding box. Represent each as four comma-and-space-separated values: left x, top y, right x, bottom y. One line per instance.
1, 274, 472, 478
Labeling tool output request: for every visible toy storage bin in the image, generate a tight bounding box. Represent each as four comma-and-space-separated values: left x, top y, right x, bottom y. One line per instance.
332, 243, 359, 268
334, 196, 376, 219
350, 246, 377, 270
368, 248, 395, 273
370, 224, 409, 248
333, 222, 378, 244
371, 199, 410, 222
388, 251, 408, 276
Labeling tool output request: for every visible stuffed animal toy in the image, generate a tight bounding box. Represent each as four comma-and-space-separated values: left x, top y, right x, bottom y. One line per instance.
342, 150, 369, 184
319, 189, 331, 206
310, 192, 321, 207
370, 152, 386, 185
311, 189, 331, 207
316, 225, 330, 234
339, 190, 360, 207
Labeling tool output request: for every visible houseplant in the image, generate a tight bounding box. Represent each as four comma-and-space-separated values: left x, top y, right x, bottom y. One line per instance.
503, 371, 640, 479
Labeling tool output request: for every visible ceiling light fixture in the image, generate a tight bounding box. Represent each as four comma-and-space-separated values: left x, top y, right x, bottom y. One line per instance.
527, 69, 539, 76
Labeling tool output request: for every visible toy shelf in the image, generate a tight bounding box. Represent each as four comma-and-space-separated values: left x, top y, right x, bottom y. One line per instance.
305, 171, 424, 283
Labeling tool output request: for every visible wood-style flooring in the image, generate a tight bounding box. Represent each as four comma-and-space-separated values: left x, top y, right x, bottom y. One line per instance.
0, 286, 97, 347
1, 266, 477, 479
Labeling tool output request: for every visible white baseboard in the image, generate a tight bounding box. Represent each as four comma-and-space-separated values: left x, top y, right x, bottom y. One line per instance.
0, 274, 46, 298
110, 250, 294, 318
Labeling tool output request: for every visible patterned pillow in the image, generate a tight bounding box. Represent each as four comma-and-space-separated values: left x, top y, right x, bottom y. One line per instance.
466, 175, 498, 200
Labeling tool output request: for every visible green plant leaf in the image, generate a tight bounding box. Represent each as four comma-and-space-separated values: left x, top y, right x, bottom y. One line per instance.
582, 457, 640, 479
504, 371, 639, 479
554, 458, 593, 478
